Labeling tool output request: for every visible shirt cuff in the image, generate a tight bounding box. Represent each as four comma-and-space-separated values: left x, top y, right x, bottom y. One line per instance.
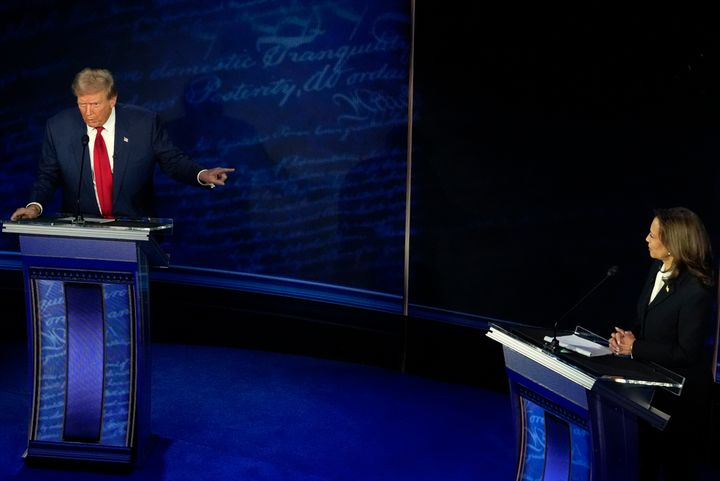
27, 202, 43, 215
197, 169, 215, 189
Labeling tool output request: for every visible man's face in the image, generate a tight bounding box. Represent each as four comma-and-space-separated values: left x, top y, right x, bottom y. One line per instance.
76, 91, 117, 128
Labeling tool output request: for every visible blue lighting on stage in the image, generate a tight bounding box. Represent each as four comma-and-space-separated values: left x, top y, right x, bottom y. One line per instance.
0, 1, 411, 299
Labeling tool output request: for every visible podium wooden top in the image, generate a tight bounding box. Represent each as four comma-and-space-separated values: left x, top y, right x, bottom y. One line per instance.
2, 217, 172, 242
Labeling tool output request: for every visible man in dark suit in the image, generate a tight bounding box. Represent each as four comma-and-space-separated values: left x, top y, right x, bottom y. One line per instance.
11, 67, 234, 220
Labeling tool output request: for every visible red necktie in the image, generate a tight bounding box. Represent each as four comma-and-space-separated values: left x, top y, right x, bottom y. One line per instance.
93, 126, 113, 217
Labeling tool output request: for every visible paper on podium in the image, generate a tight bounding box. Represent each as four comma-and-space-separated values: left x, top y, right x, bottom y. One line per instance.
543, 333, 613, 357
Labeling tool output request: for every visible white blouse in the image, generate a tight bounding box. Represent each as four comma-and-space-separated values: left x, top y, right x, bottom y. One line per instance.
649, 268, 671, 303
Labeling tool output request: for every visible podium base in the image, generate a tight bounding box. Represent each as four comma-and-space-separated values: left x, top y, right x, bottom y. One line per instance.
24, 440, 133, 464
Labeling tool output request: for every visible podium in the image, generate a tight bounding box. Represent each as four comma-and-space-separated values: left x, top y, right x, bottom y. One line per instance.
487, 323, 683, 481
2, 217, 172, 464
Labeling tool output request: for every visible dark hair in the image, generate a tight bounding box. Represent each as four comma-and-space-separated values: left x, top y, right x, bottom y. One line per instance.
654, 207, 713, 287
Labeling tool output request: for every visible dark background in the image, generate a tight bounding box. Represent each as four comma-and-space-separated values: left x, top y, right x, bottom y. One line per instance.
410, 3, 720, 337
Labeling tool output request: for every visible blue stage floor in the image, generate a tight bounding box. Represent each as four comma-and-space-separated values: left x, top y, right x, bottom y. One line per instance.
0, 342, 515, 481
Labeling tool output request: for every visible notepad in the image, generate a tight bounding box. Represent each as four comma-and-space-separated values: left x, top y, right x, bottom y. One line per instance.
543, 334, 612, 357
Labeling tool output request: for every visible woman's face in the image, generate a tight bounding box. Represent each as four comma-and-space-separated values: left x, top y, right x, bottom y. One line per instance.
646, 217, 670, 262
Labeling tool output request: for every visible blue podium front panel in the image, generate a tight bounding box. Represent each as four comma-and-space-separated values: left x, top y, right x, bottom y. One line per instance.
100, 282, 134, 446
514, 384, 592, 481
63, 282, 105, 442
33, 279, 66, 442
3, 227, 165, 465
28, 268, 137, 460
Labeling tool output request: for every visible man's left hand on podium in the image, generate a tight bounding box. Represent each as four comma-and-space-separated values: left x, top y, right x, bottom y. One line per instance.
10, 204, 41, 221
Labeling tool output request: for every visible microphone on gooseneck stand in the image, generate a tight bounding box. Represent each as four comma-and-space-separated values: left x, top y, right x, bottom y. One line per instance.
73, 134, 90, 224
546, 265, 620, 353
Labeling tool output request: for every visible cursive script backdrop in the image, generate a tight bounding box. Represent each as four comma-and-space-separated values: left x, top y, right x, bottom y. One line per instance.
0, 0, 411, 295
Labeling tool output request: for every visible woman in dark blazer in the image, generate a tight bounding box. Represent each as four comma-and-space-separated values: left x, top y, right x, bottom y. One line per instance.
610, 206, 715, 481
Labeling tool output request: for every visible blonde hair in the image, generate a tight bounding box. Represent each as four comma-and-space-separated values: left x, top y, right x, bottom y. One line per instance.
71, 68, 117, 98
655, 207, 713, 286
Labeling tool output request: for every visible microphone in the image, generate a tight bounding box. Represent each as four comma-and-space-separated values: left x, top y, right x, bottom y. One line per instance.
546, 265, 619, 352
73, 134, 90, 224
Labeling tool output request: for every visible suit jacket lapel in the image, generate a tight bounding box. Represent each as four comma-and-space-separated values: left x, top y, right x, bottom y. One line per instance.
647, 281, 672, 310
647, 267, 688, 311
112, 108, 130, 203
637, 267, 656, 320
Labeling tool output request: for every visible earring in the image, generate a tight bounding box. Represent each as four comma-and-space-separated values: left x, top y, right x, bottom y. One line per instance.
667, 251, 671, 256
